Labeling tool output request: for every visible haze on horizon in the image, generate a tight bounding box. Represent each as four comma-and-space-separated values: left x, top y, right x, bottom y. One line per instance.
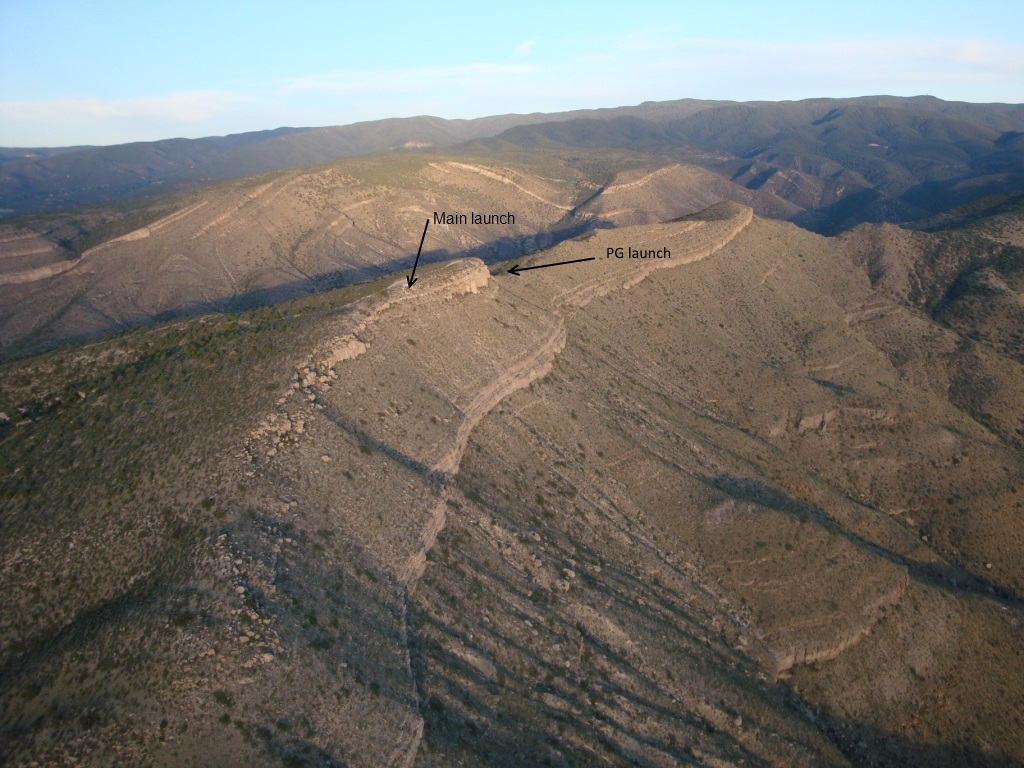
1, 0, 1023, 147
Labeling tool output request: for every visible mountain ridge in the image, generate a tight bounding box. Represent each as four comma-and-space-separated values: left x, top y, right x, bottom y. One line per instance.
3, 202, 1023, 765
4, 95, 1023, 219
0, 151, 797, 358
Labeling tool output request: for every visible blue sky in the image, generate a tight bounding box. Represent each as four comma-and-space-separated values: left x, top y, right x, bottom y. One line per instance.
1, 0, 1022, 146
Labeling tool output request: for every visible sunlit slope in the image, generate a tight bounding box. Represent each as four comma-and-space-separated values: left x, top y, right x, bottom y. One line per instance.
418, 210, 1024, 765
0, 152, 791, 357
0, 157, 571, 355
577, 162, 801, 226
1, 203, 1023, 766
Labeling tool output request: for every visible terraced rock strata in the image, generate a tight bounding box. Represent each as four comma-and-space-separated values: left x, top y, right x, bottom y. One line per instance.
4, 201, 1024, 767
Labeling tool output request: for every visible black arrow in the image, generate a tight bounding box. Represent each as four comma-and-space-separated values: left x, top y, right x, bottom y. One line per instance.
406, 219, 430, 288
507, 257, 595, 276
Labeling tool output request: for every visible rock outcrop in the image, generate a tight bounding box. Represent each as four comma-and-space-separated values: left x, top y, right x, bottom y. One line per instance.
233, 203, 914, 766
246, 206, 755, 594
771, 571, 910, 676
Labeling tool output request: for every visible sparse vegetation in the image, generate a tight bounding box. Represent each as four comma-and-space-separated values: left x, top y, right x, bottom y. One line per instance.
1, 120, 1023, 767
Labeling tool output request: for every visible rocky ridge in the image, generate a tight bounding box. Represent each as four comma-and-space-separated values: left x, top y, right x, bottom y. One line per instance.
4, 200, 1023, 766
238, 202, 909, 691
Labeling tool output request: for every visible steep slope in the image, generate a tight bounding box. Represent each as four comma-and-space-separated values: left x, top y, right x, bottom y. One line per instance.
6, 96, 1024, 361
577, 162, 802, 225
0, 154, 587, 357
5, 95, 1023, 230
0, 127, 306, 214
2, 203, 1023, 766
478, 97, 1024, 234
841, 202, 1024, 451
0, 227, 70, 285
0, 152, 795, 358
2, 204, 833, 767
413, 210, 1024, 766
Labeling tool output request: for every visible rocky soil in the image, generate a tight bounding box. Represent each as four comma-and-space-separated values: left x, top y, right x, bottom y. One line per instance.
1, 202, 1022, 766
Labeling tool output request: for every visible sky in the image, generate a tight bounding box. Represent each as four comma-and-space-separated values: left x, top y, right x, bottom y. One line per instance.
1, 0, 1023, 147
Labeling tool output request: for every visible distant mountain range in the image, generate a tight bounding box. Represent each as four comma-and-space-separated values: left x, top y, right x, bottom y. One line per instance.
473, 97, 1024, 233
0, 101, 725, 215
4, 96, 1023, 232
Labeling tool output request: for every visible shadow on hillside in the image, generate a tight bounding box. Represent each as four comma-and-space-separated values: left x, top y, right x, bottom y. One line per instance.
708, 474, 1024, 609
4, 218, 614, 360
790, 172, 1024, 236
318, 401, 447, 484
805, 700, 1022, 768
410, 625, 716, 766
407, 478, 1020, 767
406, 563, 762, 766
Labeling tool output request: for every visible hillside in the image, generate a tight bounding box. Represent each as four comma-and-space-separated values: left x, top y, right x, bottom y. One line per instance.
0, 100, 732, 217
4, 96, 1024, 363
0, 150, 797, 358
474, 97, 1024, 233
4, 96, 1023, 233
2, 203, 1022, 766
842, 196, 1024, 380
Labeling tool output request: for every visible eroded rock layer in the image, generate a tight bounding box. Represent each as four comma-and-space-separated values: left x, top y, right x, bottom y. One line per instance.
3, 202, 1023, 767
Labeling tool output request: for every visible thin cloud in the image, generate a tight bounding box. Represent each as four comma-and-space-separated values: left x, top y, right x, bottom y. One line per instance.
0, 90, 257, 125
513, 40, 535, 58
